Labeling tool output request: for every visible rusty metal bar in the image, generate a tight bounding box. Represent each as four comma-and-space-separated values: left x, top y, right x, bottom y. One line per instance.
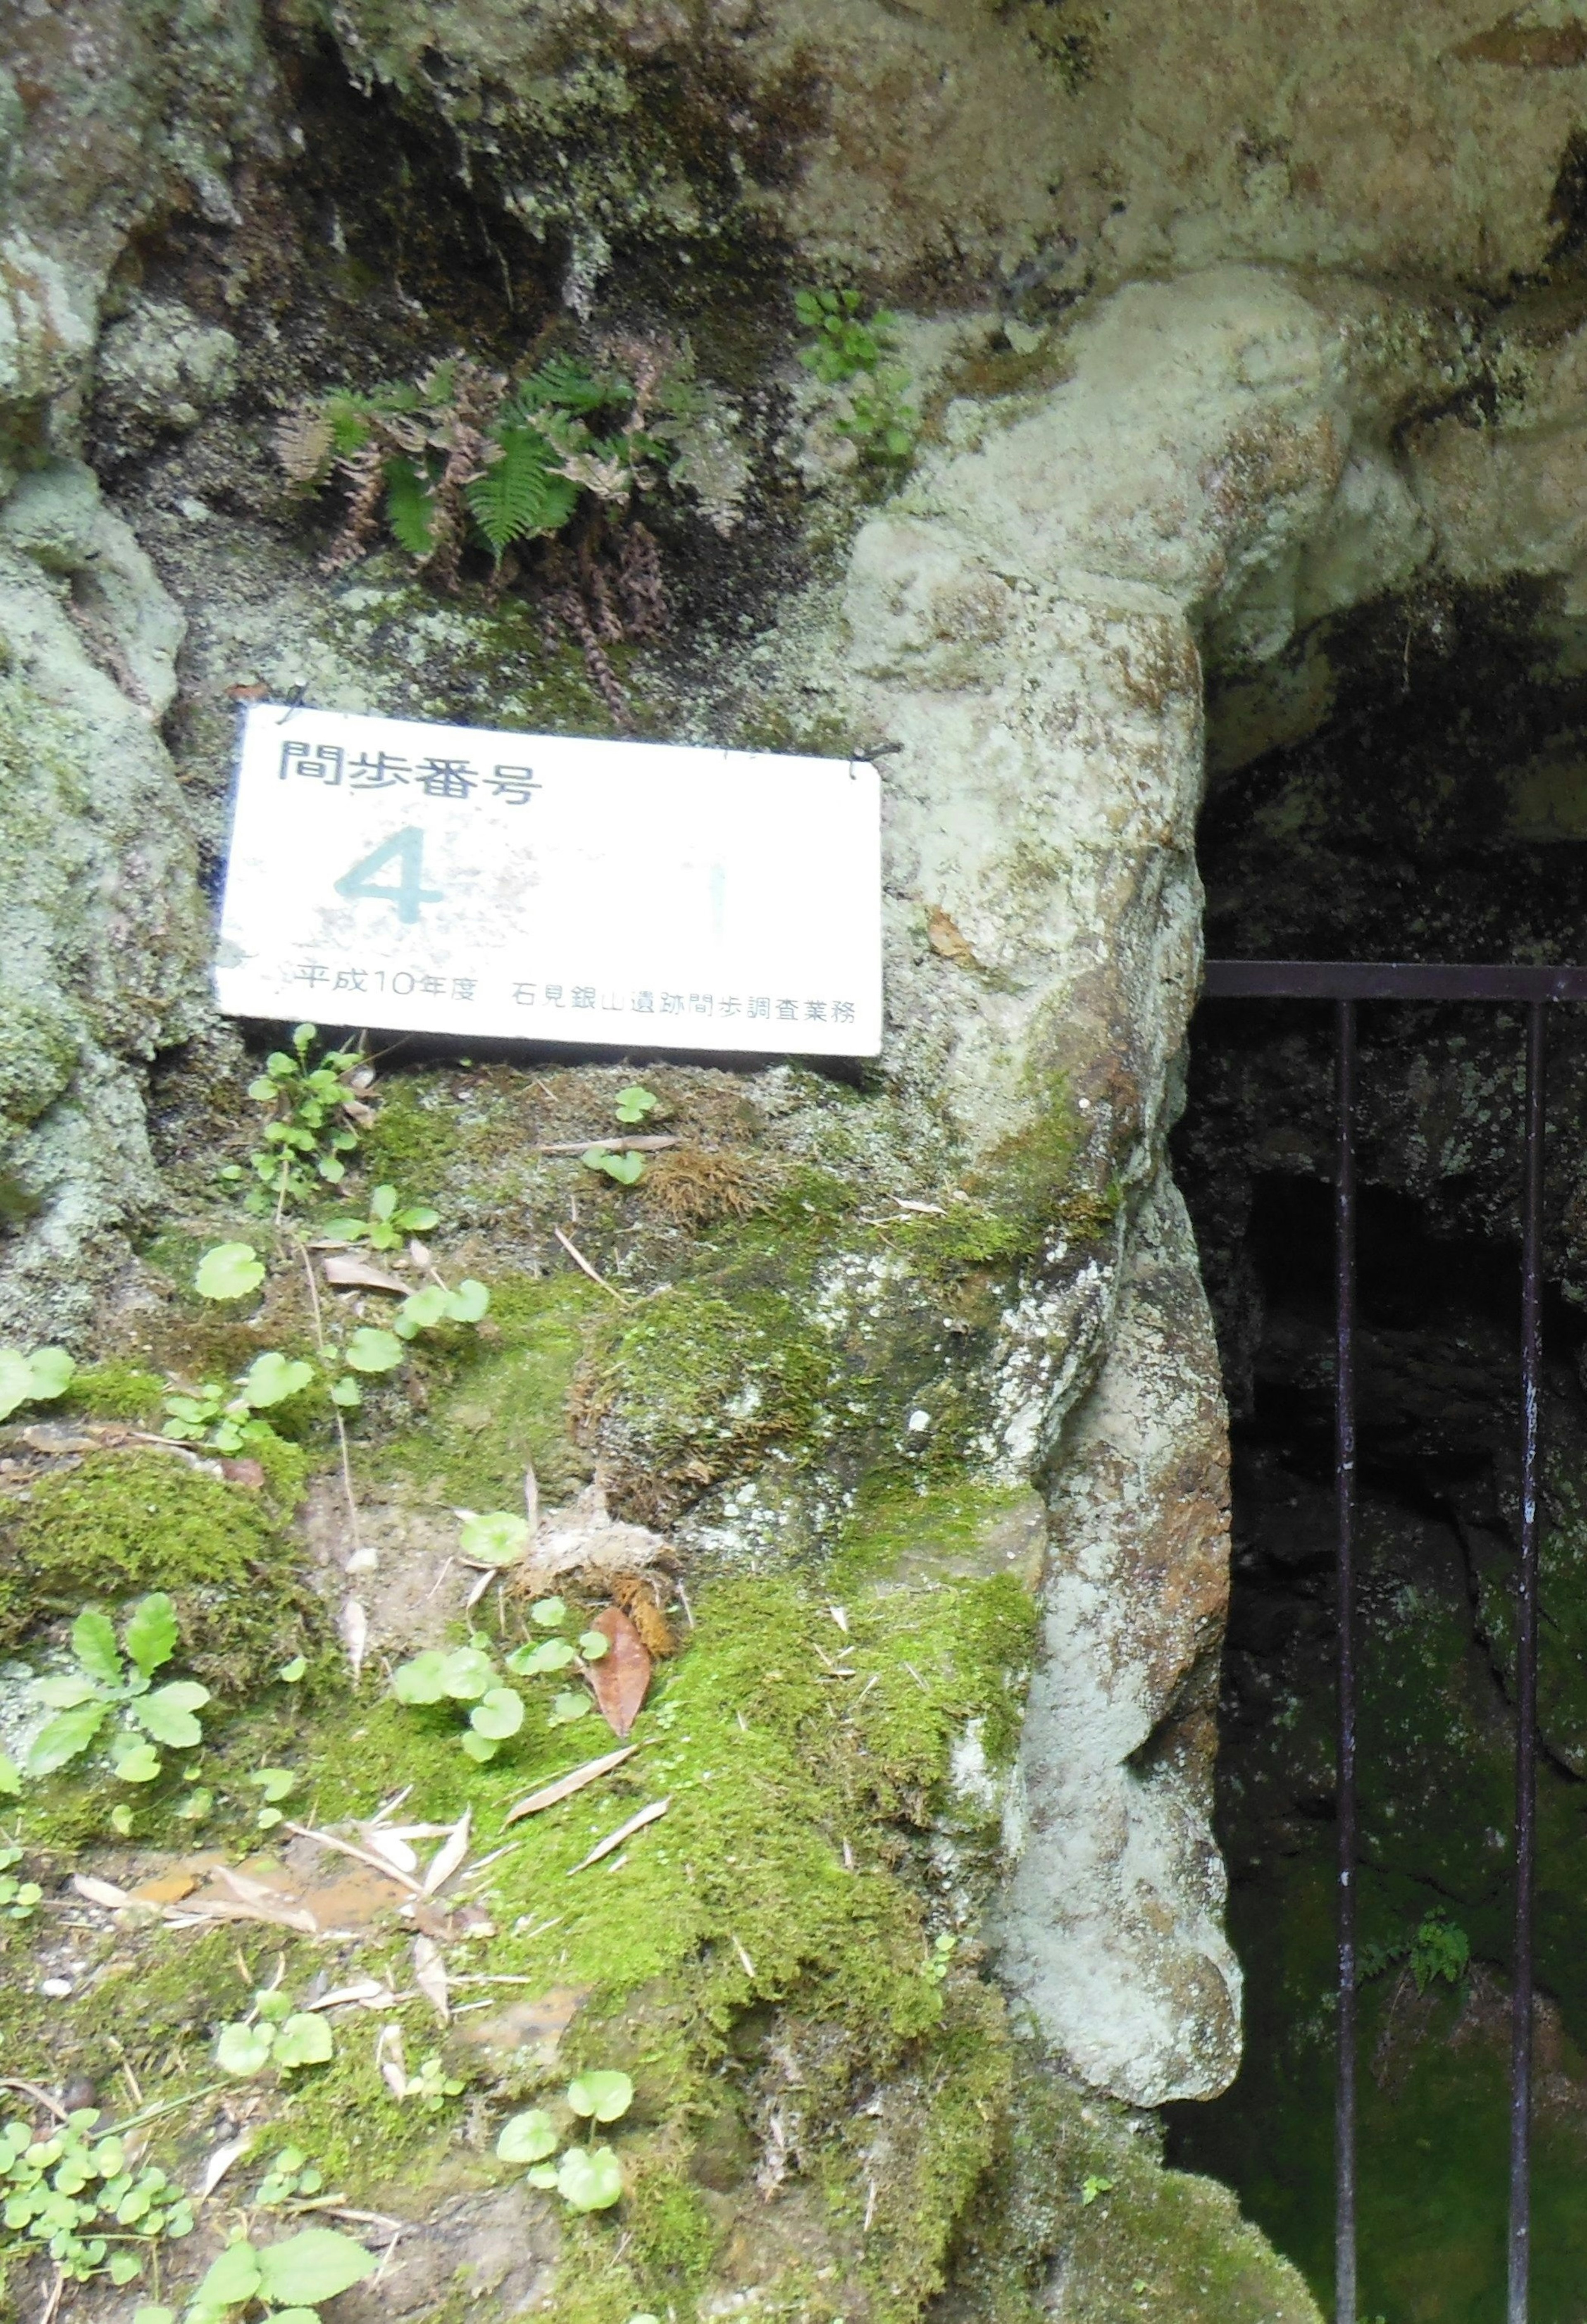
1509, 1001, 1546, 2324
1204, 961, 1587, 1002
1334, 999, 1359, 2324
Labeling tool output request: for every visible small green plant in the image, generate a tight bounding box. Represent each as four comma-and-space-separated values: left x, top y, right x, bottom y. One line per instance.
391, 1642, 527, 1764
252, 2147, 324, 2207
1409, 1909, 1470, 1994
1079, 2174, 1114, 2207
614, 1084, 658, 1126
920, 1932, 958, 1984
795, 288, 918, 462
220, 1024, 366, 1218
186, 1242, 489, 1431
0, 1343, 74, 1422
582, 1146, 645, 1186
1356, 1909, 1470, 1995
142, 2222, 376, 2323
496, 2069, 634, 2212
505, 1595, 612, 1727
27, 1596, 208, 1785
0, 1843, 41, 1920
324, 1183, 439, 1253
403, 2054, 465, 2113
215, 1985, 335, 2078
162, 1348, 315, 1453
245, 1766, 296, 1830
0, 2106, 195, 2289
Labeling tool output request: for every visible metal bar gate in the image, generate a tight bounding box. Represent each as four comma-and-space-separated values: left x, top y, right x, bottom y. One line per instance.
1201, 961, 1587, 2324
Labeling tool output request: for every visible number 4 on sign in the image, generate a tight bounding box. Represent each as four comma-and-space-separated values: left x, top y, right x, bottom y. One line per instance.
334, 827, 443, 925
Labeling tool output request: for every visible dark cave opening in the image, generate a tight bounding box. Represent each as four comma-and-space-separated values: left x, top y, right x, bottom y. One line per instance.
1162, 582, 1587, 2324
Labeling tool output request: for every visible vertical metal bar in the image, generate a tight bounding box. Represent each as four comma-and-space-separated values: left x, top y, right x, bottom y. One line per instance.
1508, 1001, 1546, 2324
1335, 999, 1358, 2324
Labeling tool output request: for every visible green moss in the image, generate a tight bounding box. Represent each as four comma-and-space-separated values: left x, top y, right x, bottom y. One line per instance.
589, 1280, 837, 1496
356, 1072, 467, 1198
0, 1449, 322, 1693
831, 1476, 1037, 1594
59, 1359, 167, 1421
941, 2054, 1322, 2324
371, 1272, 598, 1505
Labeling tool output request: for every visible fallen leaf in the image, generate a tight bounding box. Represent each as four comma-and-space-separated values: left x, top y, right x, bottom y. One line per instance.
131, 1872, 200, 1905
926, 904, 983, 969
375, 2022, 408, 2100
359, 1829, 419, 1876
227, 680, 269, 702
322, 1255, 409, 1293
567, 1796, 670, 1874
198, 2135, 253, 2198
283, 1820, 424, 1896
423, 1810, 472, 1897
586, 1604, 652, 1738
72, 1874, 134, 1909
219, 1458, 267, 1490
341, 1598, 369, 1685
413, 1935, 449, 2023
307, 1978, 391, 2012
609, 1573, 676, 1657
504, 1745, 639, 1825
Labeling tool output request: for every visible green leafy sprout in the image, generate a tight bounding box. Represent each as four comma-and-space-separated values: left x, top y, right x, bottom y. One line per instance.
0, 1342, 74, 1423
217, 1025, 367, 1219
324, 1183, 439, 1253
0, 2106, 195, 2289
581, 1082, 659, 1185
26, 1595, 208, 1785
252, 2147, 324, 2208
140, 2221, 376, 2323
795, 288, 919, 463
392, 1594, 609, 1758
0, 1842, 41, 1920
215, 1985, 335, 2079
496, 2068, 634, 2211
1356, 1908, 1471, 1995
184, 1239, 489, 1436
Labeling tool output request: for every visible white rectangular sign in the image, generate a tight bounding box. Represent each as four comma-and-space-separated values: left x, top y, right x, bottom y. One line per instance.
214, 706, 882, 1056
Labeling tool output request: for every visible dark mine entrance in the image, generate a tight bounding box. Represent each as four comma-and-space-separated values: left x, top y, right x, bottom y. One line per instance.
1185, 966, 1587, 2324
1166, 969, 1587, 2324
1160, 571, 1587, 2324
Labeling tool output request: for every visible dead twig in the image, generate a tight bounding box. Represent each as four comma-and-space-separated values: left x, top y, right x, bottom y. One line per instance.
553, 1226, 629, 1299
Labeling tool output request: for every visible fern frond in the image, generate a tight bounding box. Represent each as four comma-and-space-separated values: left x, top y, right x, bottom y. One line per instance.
465, 426, 578, 555
385, 457, 437, 556
515, 354, 631, 417
274, 406, 334, 488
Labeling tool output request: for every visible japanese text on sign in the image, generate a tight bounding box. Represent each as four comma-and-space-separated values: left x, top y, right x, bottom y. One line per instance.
214, 706, 883, 1057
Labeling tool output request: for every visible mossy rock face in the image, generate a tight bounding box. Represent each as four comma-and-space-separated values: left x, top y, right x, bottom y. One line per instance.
0, 1448, 322, 1694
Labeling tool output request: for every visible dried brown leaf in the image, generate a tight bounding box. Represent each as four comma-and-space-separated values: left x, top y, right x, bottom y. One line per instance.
503, 1745, 639, 1826
587, 1603, 652, 1738
412, 1935, 450, 2023
422, 1810, 472, 1897
567, 1796, 669, 1874
322, 1255, 409, 1293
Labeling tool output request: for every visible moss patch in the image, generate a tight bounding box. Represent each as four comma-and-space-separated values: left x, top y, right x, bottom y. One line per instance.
0, 1449, 321, 1694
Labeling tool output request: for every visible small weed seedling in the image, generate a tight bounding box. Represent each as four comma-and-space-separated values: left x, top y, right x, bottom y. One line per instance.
220, 1023, 367, 1218
1080, 2174, 1114, 2207
138, 2222, 376, 2324
581, 1082, 660, 1185
391, 1642, 527, 1761
325, 1182, 439, 1252
215, 1984, 335, 2078
0, 1343, 74, 1422
496, 2070, 634, 2211
252, 2147, 324, 2207
1409, 1908, 1470, 1993
920, 1932, 958, 1984
0, 2107, 195, 2289
0, 1843, 41, 1920
26, 1596, 207, 1785
505, 1595, 612, 1729
795, 288, 919, 463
